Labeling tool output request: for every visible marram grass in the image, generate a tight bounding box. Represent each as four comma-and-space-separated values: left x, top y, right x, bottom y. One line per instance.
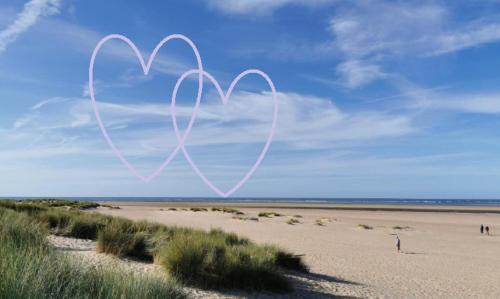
0, 208, 185, 299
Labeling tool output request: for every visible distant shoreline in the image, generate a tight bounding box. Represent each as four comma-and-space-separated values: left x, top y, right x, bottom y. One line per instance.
3, 197, 500, 207
102, 201, 500, 214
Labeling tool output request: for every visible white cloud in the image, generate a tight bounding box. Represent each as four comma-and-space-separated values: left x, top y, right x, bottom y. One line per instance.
336, 60, 386, 89
431, 21, 500, 56
206, 0, 336, 15
9, 91, 415, 159
329, 1, 500, 87
0, 0, 61, 53
414, 93, 500, 114
31, 97, 69, 110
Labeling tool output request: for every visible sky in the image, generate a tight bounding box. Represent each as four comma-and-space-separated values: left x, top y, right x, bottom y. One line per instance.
1, 0, 500, 199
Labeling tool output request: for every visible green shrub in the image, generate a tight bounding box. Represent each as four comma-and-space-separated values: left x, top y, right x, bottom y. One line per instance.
97, 220, 152, 261
156, 232, 290, 292
36, 209, 73, 230
62, 213, 109, 239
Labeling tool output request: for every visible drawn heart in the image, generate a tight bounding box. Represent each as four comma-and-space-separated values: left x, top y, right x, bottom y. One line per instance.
88, 34, 204, 182
171, 69, 279, 197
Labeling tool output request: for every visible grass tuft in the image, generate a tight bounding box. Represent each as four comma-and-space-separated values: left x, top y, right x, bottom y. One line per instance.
392, 225, 410, 230
156, 232, 291, 292
258, 211, 284, 218
358, 224, 373, 230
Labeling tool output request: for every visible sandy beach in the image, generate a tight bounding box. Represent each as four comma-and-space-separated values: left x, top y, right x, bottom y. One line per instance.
94, 202, 500, 298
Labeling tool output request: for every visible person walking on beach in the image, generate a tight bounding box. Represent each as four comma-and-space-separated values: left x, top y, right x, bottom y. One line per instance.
481, 224, 484, 234
396, 235, 401, 253
486, 226, 490, 235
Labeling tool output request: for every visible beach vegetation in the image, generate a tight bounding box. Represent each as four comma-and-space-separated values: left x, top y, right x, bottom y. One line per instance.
0, 207, 186, 299
0, 199, 309, 293
258, 211, 284, 217
358, 224, 373, 230
315, 219, 325, 226
392, 225, 410, 230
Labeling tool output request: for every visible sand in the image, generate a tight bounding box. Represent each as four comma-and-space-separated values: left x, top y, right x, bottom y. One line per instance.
90, 202, 500, 298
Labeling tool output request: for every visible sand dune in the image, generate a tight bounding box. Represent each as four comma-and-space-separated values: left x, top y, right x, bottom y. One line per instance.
95, 203, 500, 298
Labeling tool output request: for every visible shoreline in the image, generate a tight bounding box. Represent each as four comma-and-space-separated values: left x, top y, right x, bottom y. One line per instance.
102, 201, 500, 213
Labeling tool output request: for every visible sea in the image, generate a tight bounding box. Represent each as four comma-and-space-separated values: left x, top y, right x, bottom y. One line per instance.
5, 197, 500, 206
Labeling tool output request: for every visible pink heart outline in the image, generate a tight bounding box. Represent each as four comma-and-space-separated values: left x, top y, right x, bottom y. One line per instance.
88, 34, 204, 182
171, 69, 279, 198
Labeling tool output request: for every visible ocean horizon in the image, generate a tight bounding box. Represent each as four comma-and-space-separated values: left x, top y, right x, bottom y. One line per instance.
4, 197, 500, 206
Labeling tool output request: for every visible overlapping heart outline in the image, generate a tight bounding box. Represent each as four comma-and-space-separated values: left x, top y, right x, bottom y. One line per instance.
88, 34, 278, 197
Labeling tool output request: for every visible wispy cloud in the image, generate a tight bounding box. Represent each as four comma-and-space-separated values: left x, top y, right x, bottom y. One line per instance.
335, 60, 386, 89
205, 0, 336, 15
413, 92, 500, 114
328, 1, 500, 89
7, 90, 415, 161
0, 0, 61, 53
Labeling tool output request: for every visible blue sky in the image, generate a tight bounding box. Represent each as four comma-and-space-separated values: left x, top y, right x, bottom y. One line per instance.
2, 0, 500, 198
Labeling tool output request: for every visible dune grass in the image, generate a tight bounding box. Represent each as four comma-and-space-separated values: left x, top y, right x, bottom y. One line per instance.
0, 199, 309, 293
392, 225, 411, 230
232, 215, 259, 221
36, 209, 111, 239
358, 224, 373, 230
211, 207, 244, 215
156, 232, 290, 291
190, 207, 208, 212
286, 218, 301, 225
0, 208, 185, 299
315, 219, 326, 226
258, 211, 284, 218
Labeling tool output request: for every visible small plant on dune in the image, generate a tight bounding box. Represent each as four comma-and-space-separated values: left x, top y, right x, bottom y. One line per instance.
212, 207, 244, 215
293, 214, 302, 218
222, 207, 244, 215
315, 219, 325, 226
286, 218, 300, 225
101, 204, 121, 209
258, 211, 284, 218
358, 224, 373, 230
168, 208, 177, 211
232, 216, 259, 221
392, 225, 410, 230
189, 207, 208, 212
